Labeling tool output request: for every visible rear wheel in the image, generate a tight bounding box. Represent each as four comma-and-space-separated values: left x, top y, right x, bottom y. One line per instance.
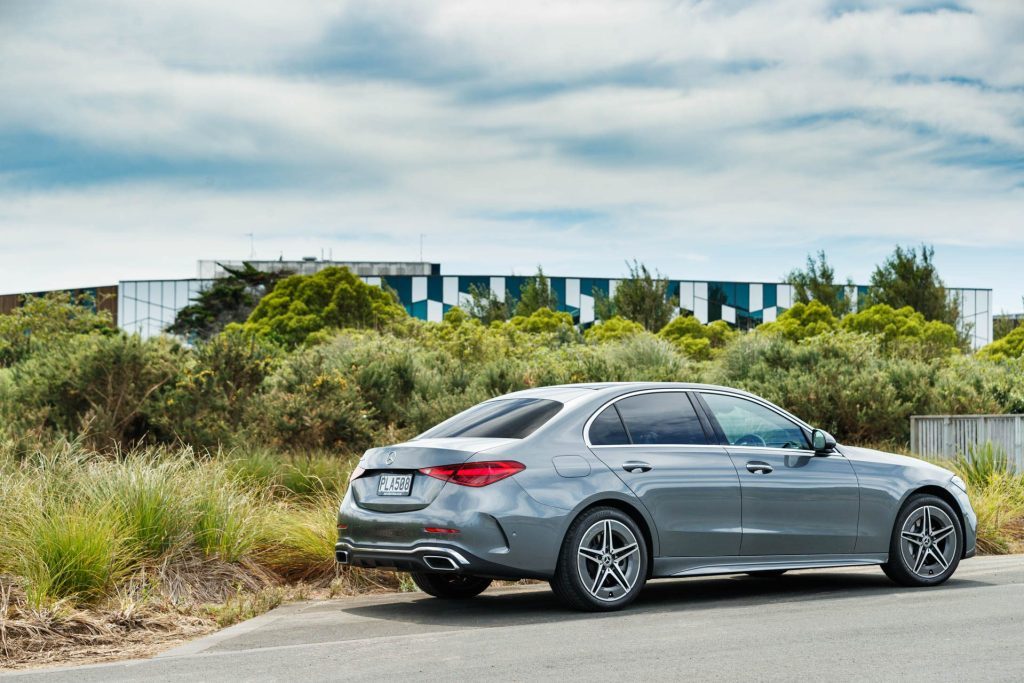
881, 494, 962, 587
410, 572, 492, 599
550, 506, 648, 612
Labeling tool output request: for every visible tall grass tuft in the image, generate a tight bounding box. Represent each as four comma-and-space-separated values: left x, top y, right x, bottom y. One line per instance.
259, 494, 339, 583
949, 442, 1024, 554
90, 452, 194, 559
15, 503, 137, 608
191, 470, 265, 563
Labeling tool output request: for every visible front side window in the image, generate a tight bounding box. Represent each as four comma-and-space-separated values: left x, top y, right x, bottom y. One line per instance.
419, 398, 562, 439
612, 392, 708, 445
701, 393, 808, 449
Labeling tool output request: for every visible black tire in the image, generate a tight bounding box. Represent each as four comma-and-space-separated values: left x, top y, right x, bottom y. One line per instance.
745, 570, 787, 577
550, 506, 648, 612
410, 572, 492, 599
881, 494, 962, 587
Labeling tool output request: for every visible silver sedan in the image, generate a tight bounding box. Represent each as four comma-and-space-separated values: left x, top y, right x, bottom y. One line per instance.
336, 383, 977, 611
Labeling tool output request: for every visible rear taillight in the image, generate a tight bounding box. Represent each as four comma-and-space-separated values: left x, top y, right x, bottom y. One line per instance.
418, 460, 525, 487
349, 466, 366, 483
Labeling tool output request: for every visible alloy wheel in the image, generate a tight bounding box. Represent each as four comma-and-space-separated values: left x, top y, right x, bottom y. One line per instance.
899, 505, 958, 578
575, 519, 642, 602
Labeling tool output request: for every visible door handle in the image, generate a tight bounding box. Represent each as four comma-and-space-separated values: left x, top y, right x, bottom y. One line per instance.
622, 461, 653, 473
746, 461, 774, 474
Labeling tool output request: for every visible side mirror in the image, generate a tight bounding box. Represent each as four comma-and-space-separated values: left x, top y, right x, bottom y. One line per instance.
811, 428, 837, 453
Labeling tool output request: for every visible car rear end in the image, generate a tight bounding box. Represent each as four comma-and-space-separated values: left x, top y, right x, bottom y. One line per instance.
335, 392, 591, 580
337, 437, 536, 576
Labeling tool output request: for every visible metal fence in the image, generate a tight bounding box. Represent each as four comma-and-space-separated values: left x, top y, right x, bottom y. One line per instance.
910, 415, 1024, 471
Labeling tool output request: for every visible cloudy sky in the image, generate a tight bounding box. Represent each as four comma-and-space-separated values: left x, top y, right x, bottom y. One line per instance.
1, 0, 1022, 310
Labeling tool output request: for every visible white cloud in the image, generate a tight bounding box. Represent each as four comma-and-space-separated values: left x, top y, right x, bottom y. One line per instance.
0, 0, 1021, 307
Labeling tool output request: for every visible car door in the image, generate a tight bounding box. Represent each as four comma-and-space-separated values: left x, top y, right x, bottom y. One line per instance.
697, 391, 860, 556
586, 390, 742, 558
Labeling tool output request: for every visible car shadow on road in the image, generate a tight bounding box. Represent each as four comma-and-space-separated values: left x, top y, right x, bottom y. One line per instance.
342, 571, 988, 629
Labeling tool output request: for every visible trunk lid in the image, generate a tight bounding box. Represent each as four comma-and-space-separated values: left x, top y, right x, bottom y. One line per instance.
351, 437, 515, 512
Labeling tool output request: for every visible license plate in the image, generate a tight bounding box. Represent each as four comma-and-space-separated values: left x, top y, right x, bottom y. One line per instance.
377, 473, 413, 496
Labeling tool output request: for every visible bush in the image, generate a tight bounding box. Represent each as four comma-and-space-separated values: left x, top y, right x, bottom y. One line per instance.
757, 300, 838, 341
0, 292, 115, 368
841, 304, 961, 356
584, 316, 644, 343
238, 267, 407, 347
980, 325, 1024, 361
507, 307, 576, 335
658, 315, 735, 360
246, 342, 376, 452
1, 333, 183, 449
153, 332, 280, 448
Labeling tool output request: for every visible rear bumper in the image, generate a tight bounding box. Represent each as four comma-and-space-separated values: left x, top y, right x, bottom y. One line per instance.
335, 540, 540, 579
336, 480, 566, 580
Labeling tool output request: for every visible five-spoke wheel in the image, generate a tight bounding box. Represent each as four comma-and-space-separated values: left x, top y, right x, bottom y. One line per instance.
882, 494, 962, 587
551, 507, 648, 611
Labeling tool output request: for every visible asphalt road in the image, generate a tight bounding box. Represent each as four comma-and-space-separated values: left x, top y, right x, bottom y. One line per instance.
8, 555, 1024, 682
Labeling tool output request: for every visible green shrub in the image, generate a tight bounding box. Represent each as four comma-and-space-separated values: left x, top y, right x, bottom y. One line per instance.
238, 267, 407, 347
601, 334, 693, 382
584, 316, 645, 344
246, 343, 375, 452
153, 332, 279, 448
0, 291, 115, 368
2, 333, 183, 449
658, 315, 735, 360
841, 304, 960, 356
979, 325, 1024, 361
757, 300, 838, 341
506, 307, 576, 335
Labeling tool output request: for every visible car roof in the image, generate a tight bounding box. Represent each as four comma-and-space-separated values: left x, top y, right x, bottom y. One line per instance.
503, 382, 766, 402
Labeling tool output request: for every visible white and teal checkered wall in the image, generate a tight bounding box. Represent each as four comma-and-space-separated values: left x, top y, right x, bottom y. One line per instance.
359, 274, 990, 348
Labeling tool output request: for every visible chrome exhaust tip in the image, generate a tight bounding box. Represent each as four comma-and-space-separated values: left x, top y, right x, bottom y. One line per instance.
423, 555, 459, 571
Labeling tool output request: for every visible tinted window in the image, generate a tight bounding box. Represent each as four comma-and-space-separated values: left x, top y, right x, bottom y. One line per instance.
588, 406, 630, 445
701, 393, 809, 449
614, 393, 708, 445
418, 398, 562, 439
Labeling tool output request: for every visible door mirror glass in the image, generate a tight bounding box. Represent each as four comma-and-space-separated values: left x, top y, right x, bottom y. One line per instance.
811, 428, 836, 453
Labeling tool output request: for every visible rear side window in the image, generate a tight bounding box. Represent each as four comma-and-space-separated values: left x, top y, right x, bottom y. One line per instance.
418, 398, 563, 439
588, 406, 630, 445
610, 392, 708, 445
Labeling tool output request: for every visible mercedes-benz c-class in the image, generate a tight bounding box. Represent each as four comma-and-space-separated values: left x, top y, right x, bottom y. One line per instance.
336, 383, 976, 611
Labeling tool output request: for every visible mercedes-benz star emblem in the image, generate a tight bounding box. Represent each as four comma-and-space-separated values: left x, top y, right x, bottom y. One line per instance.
384, 451, 396, 465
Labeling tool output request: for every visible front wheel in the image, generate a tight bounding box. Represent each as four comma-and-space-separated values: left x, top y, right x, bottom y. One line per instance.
410, 572, 492, 599
881, 494, 962, 587
550, 506, 648, 612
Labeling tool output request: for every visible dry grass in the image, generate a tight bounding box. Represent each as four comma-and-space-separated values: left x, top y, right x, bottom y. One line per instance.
0, 574, 212, 671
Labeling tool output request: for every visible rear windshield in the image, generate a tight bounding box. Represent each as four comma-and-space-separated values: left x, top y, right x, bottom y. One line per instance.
418, 398, 563, 439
